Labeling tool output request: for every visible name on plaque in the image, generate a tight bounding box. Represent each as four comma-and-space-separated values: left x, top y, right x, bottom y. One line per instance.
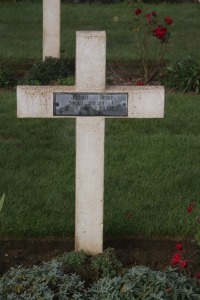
53, 93, 128, 116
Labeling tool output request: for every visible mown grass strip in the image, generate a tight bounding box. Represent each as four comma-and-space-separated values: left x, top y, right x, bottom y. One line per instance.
0, 2, 199, 63
0, 91, 199, 238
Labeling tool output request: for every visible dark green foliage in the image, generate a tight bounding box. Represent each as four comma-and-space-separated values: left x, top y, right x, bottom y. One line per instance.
164, 56, 200, 93
57, 76, 75, 86
58, 250, 87, 275
0, 260, 85, 299
0, 67, 10, 88
87, 266, 200, 299
91, 248, 123, 279
59, 250, 86, 267
1, 251, 200, 299
21, 57, 72, 85
57, 248, 123, 282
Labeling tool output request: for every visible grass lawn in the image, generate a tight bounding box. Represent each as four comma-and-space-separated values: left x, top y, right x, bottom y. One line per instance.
0, 2, 199, 63
0, 91, 200, 238
0, 1, 200, 239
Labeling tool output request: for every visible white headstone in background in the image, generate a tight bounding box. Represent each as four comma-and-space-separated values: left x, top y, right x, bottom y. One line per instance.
17, 31, 165, 255
43, 0, 60, 60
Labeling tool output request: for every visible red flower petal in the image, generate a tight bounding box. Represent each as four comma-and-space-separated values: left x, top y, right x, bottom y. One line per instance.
152, 25, 167, 40
180, 260, 187, 268
171, 252, 181, 265
134, 8, 142, 15
187, 205, 193, 213
195, 272, 200, 279
171, 258, 179, 265
176, 243, 183, 251
164, 16, 173, 25
187, 201, 196, 214
146, 13, 152, 24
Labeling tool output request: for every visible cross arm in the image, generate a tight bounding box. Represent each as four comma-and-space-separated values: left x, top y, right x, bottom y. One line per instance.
17, 85, 164, 119
106, 86, 164, 118
17, 86, 75, 118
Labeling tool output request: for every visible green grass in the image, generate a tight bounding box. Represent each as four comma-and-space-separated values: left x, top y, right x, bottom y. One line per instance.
0, 2, 200, 63
0, 1, 200, 239
0, 91, 200, 238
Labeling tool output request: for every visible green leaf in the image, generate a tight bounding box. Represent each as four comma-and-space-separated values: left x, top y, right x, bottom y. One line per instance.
0, 193, 5, 212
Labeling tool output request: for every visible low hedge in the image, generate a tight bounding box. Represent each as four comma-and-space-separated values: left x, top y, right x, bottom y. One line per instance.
1, 248, 200, 299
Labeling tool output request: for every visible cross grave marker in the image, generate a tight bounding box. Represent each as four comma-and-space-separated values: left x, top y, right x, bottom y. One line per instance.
43, 0, 60, 60
17, 31, 164, 255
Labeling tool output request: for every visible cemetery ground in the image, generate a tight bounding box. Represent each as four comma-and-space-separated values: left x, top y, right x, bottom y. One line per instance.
2, 91, 200, 279
1, 91, 200, 239
0, 2, 200, 64
1, 0, 200, 291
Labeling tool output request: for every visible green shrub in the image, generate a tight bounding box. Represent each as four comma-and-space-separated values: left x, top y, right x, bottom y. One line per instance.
0, 259, 85, 299
91, 248, 123, 279
1, 251, 200, 299
59, 250, 86, 267
57, 76, 75, 86
164, 56, 200, 93
87, 266, 200, 299
21, 57, 72, 85
0, 67, 10, 88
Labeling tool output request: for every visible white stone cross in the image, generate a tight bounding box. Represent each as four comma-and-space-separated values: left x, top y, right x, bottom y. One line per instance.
43, 0, 60, 60
17, 31, 164, 255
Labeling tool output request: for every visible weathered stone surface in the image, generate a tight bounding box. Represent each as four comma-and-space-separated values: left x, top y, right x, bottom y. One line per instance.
43, 0, 60, 60
76, 31, 106, 92
75, 117, 104, 254
17, 85, 164, 119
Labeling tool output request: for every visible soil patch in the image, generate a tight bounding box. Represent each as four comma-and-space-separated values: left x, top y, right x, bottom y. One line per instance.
0, 237, 199, 277
1, 59, 163, 89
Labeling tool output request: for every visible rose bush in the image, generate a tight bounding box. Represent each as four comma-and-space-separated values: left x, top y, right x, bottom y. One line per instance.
170, 241, 200, 280
131, 0, 174, 84
171, 243, 187, 269
170, 202, 200, 280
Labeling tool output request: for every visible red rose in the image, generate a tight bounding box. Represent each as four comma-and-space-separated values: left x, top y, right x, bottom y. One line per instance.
187, 205, 193, 213
134, 8, 142, 15
195, 272, 200, 279
164, 16, 173, 25
171, 258, 179, 265
171, 252, 181, 265
176, 242, 183, 251
152, 11, 158, 17
187, 201, 195, 213
153, 25, 167, 40
146, 13, 152, 24
180, 260, 187, 268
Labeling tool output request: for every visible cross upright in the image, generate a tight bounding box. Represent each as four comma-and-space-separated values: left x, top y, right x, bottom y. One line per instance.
43, 0, 60, 60
17, 31, 164, 255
